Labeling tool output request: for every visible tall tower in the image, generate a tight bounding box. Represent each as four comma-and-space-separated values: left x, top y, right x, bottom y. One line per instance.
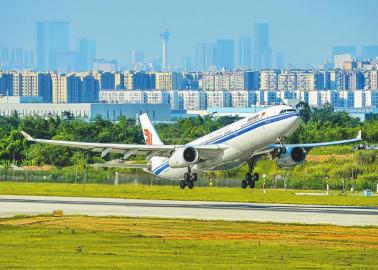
160, 28, 170, 70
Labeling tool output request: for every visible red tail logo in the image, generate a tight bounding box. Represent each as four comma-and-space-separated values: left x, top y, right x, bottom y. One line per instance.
143, 129, 153, 145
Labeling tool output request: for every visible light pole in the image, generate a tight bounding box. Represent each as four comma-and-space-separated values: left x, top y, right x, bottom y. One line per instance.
262, 174, 266, 194
325, 176, 329, 195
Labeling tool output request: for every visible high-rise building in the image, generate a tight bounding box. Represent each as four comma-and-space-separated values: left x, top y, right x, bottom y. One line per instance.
38, 73, 53, 102
93, 59, 118, 72
182, 72, 200, 89
52, 73, 67, 103
334, 54, 353, 69
347, 71, 365, 90
82, 75, 100, 103
201, 71, 256, 91
275, 52, 285, 69
215, 39, 234, 70
100, 72, 115, 89
338, 90, 354, 108
12, 48, 24, 68
332, 46, 356, 58
238, 37, 252, 69
194, 43, 216, 71
178, 90, 206, 110
124, 71, 155, 90
0, 72, 14, 96
77, 38, 96, 71
12, 72, 22, 96
329, 70, 348, 90
206, 91, 231, 107
131, 50, 144, 65
56, 51, 79, 73
296, 71, 323, 91
145, 91, 170, 105
114, 72, 125, 90
278, 71, 297, 91
254, 23, 272, 69
364, 70, 378, 90
20, 71, 39, 97
259, 69, 280, 90
23, 51, 34, 68
155, 72, 183, 90
67, 75, 82, 103
160, 28, 170, 70
99, 90, 146, 104
182, 57, 192, 71
36, 21, 69, 71
230, 91, 252, 107
1, 47, 9, 63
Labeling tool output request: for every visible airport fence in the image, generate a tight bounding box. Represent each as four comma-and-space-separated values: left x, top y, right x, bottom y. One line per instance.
0, 168, 377, 191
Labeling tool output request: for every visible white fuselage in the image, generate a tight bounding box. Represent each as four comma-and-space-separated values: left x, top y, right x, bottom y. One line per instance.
147, 105, 300, 180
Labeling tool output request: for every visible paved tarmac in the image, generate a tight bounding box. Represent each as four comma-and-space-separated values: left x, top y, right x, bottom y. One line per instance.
0, 195, 377, 226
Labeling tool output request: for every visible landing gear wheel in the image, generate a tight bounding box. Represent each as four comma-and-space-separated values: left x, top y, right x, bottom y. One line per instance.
253, 173, 259, 181
184, 173, 190, 182
241, 180, 248, 189
179, 180, 186, 189
249, 180, 255, 189
187, 180, 194, 189
245, 172, 252, 182
191, 173, 198, 182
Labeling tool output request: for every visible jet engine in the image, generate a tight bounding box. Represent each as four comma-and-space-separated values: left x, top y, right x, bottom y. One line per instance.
276, 146, 307, 168
168, 146, 199, 168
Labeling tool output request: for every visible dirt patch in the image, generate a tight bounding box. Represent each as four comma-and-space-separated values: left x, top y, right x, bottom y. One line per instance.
2, 216, 378, 249
21, 165, 53, 171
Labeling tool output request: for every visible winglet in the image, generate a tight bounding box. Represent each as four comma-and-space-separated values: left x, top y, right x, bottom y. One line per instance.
357, 130, 362, 140
21, 131, 34, 141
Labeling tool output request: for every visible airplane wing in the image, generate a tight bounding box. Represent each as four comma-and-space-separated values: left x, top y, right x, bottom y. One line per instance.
254, 130, 362, 156
280, 130, 362, 151
21, 131, 228, 160
90, 160, 150, 169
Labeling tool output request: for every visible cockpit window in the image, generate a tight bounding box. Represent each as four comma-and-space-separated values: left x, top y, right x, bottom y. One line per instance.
280, 109, 297, 114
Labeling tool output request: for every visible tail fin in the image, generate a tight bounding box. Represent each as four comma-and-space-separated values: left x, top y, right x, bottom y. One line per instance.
139, 113, 164, 145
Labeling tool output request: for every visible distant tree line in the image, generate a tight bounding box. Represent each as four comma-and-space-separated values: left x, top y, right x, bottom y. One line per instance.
0, 104, 377, 168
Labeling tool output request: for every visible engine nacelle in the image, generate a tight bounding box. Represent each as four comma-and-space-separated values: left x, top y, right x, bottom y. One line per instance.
276, 146, 307, 168
168, 146, 199, 168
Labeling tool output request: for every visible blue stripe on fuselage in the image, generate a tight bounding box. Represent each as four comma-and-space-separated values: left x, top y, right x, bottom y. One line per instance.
153, 162, 169, 175
153, 112, 298, 176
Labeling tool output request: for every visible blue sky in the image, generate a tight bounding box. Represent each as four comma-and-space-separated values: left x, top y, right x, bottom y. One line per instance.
1, 0, 377, 67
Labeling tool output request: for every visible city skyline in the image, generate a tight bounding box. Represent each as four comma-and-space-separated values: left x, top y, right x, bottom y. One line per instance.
0, 0, 378, 69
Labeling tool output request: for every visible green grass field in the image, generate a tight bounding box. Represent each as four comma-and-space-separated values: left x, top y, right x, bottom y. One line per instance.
0, 182, 377, 207
0, 216, 377, 269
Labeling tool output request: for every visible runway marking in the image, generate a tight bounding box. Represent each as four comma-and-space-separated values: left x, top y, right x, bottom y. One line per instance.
0, 197, 376, 215
0, 195, 377, 226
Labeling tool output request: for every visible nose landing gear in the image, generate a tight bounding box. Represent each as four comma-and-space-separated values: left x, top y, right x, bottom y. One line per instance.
179, 168, 197, 189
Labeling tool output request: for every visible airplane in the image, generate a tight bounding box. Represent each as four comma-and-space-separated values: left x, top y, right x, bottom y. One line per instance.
21, 105, 362, 189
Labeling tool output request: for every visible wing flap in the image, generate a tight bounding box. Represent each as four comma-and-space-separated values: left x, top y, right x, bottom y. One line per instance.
91, 160, 150, 169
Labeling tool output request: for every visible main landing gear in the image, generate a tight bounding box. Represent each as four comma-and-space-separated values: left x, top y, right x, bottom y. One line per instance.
179, 167, 198, 189
242, 157, 259, 189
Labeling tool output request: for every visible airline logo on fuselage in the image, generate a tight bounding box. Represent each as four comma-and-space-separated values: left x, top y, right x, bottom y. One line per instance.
143, 129, 153, 145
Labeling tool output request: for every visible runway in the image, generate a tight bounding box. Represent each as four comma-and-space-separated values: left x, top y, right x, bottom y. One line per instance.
0, 195, 377, 226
